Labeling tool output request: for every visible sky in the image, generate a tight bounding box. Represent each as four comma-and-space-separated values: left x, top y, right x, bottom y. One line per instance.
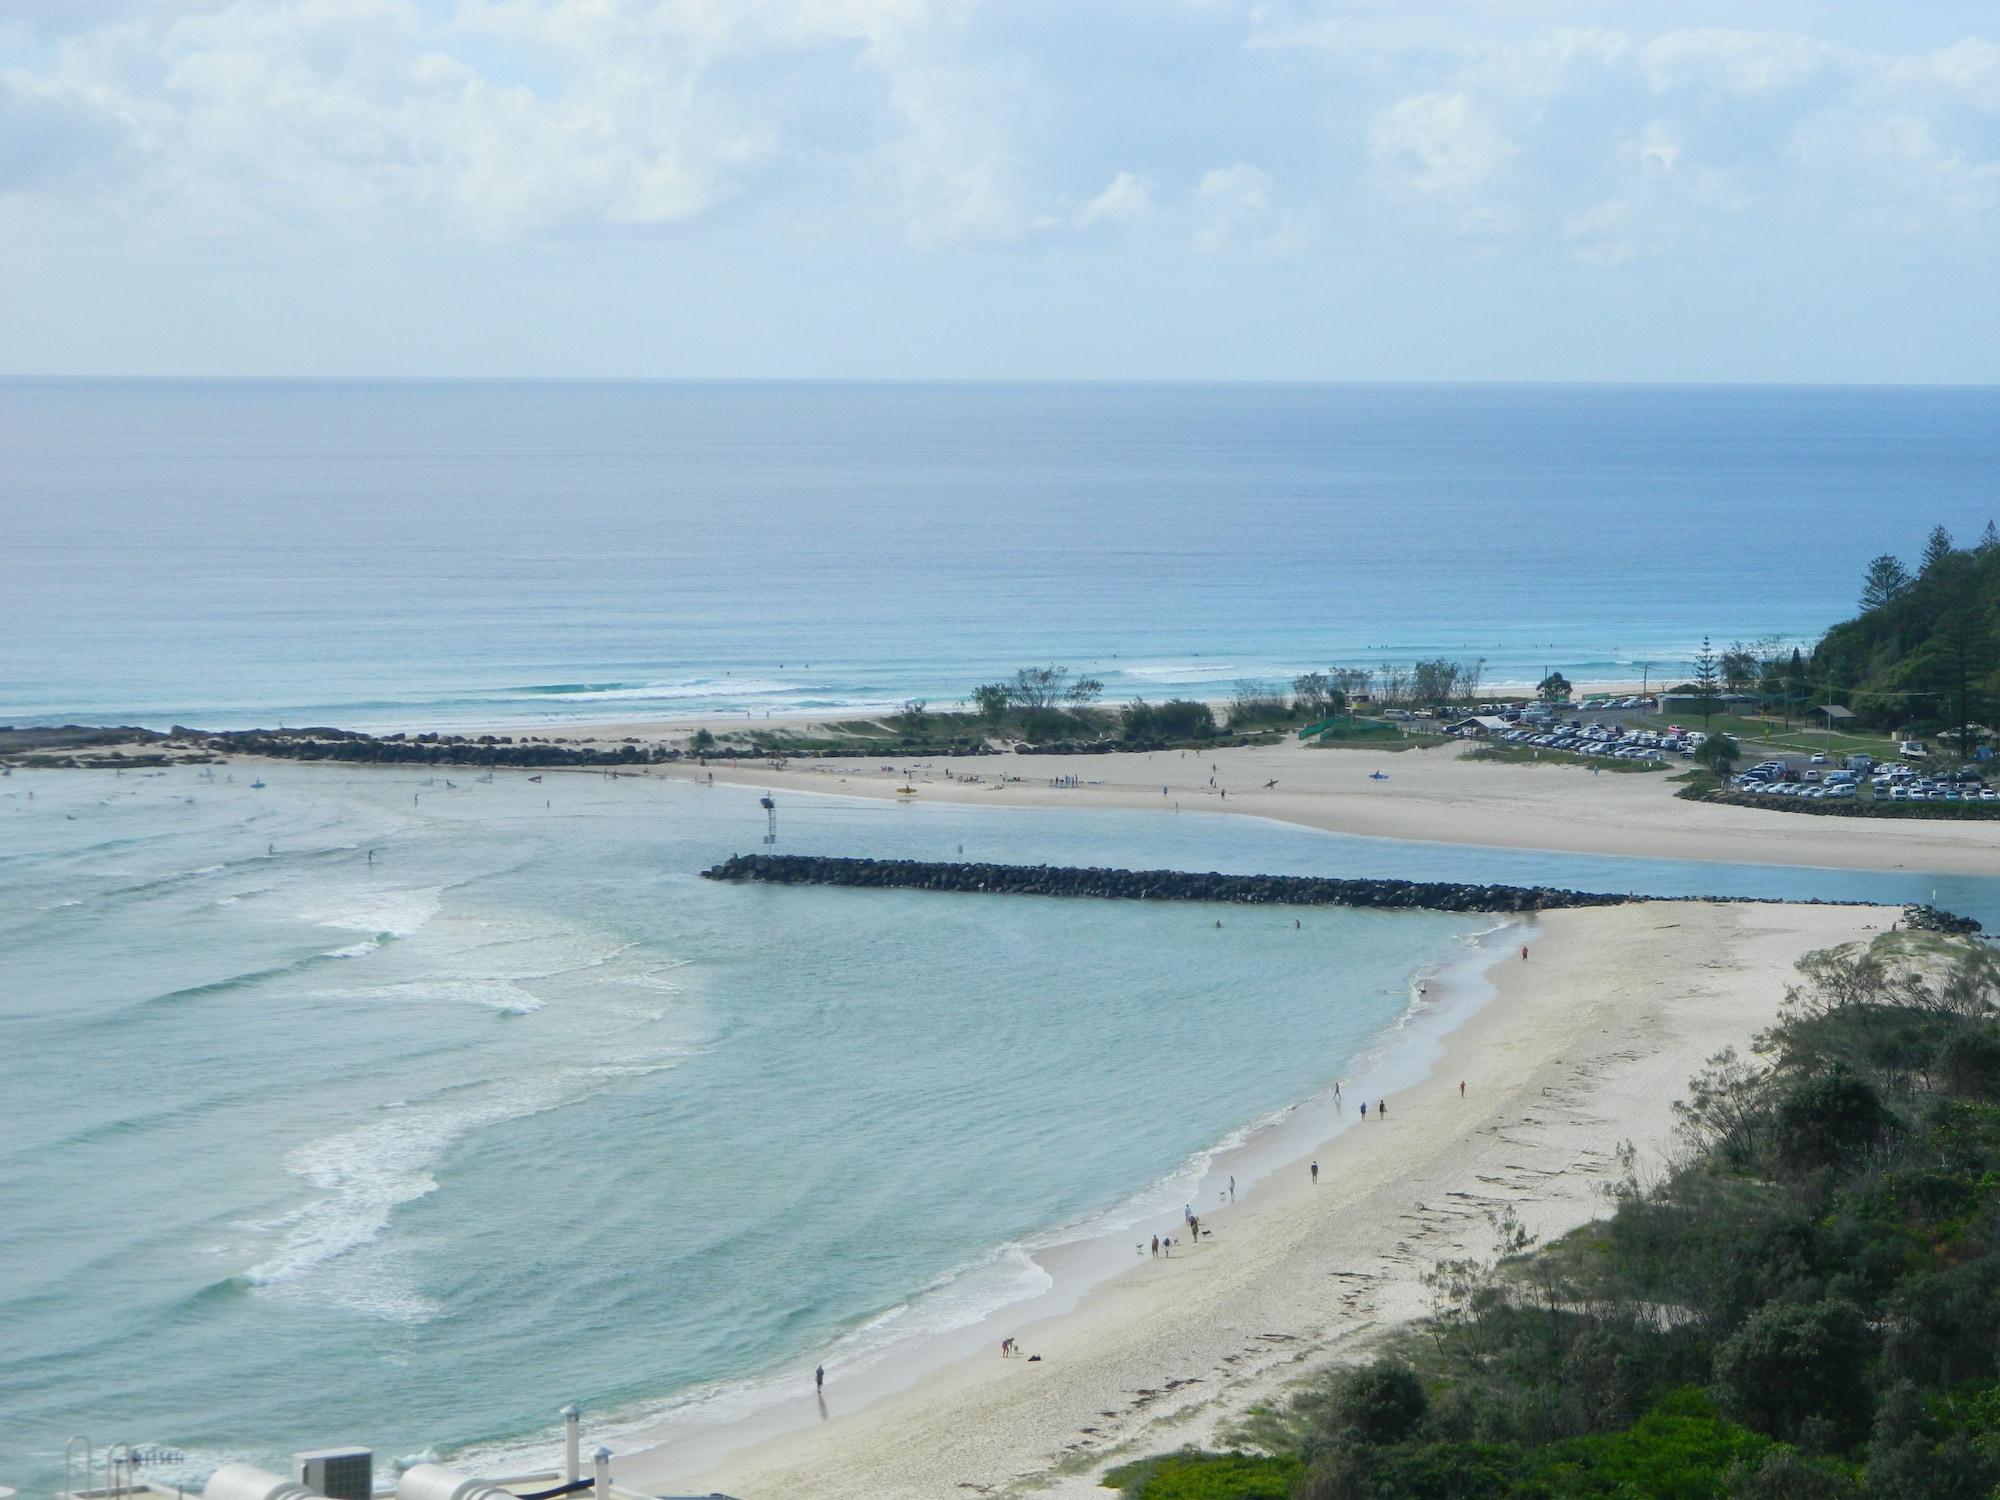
1, 0, 1998, 381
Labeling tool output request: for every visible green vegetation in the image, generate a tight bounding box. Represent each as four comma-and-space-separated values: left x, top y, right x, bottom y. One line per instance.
1635, 711, 1892, 760
1108, 934, 2000, 1500
1814, 524, 2000, 757
1104, 1453, 1304, 1499
1693, 732, 1740, 778
1465, 742, 1666, 772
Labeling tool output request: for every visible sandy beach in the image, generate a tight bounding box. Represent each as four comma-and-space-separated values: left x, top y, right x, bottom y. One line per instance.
535, 722, 1999, 876
618, 898, 1879, 1500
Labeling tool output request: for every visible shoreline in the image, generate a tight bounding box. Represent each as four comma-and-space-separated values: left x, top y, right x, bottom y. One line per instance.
647, 737, 1999, 877
559, 916, 1519, 1491
611, 898, 1879, 1499
35, 721, 1993, 876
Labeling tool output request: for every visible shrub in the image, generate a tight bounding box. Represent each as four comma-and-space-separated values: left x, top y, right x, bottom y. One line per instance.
1713, 1299, 1876, 1446
1101, 1451, 1302, 1499
1770, 1072, 1890, 1175
1334, 1359, 1429, 1445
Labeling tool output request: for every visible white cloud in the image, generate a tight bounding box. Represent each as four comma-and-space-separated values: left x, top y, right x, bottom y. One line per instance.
1193, 161, 1292, 254
1561, 197, 1634, 265
1368, 92, 1515, 197
1638, 28, 1830, 97
1076, 169, 1153, 227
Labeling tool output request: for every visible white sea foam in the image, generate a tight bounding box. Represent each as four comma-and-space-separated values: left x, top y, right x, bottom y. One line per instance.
305, 977, 548, 1015
307, 885, 443, 939
515, 678, 807, 704
245, 1060, 679, 1318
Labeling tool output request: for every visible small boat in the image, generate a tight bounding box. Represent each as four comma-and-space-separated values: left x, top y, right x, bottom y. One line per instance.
250, 779, 267, 789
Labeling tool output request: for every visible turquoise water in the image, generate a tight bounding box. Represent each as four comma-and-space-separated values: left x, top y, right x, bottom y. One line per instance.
0, 767, 1487, 1489
6, 381, 2000, 729
5, 763, 1998, 1493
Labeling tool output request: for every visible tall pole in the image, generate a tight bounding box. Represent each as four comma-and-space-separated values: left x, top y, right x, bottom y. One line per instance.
562, 1406, 580, 1485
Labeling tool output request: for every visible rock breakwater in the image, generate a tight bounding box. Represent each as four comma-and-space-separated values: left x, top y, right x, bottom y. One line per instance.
700, 854, 1647, 913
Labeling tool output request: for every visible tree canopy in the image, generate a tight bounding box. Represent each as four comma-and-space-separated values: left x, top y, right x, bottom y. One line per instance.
1815, 527, 1999, 744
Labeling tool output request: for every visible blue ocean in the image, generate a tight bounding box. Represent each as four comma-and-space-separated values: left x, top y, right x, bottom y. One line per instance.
5, 381, 1998, 729
5, 382, 2000, 1494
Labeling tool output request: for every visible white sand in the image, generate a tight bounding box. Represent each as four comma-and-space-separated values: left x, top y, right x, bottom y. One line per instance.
617, 899, 1879, 1500
513, 724, 1998, 876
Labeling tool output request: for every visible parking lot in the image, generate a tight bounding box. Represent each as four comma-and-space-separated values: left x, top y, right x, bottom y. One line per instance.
1731, 755, 1995, 805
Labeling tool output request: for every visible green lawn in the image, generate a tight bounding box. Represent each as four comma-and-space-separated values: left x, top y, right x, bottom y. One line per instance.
1634, 711, 1894, 759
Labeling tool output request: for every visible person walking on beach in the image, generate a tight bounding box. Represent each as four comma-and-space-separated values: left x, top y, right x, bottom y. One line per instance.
1459, 1080, 1466, 1097
1228, 1175, 1235, 1201
1360, 1101, 1367, 1119
1333, 1081, 1341, 1101
1151, 1234, 1159, 1258
1521, 944, 1529, 961
815, 1364, 824, 1393
1310, 1160, 1319, 1184
1378, 1099, 1387, 1119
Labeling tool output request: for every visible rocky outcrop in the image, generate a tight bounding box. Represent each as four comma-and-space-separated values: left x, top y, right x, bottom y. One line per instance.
1903, 904, 1986, 936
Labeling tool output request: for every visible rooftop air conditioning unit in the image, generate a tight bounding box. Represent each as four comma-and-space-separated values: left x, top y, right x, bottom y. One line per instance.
294, 1449, 373, 1500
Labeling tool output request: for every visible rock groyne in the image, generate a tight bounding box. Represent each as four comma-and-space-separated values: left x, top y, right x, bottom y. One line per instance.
700, 854, 1644, 914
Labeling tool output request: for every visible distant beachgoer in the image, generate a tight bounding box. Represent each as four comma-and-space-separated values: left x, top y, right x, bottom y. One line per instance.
1521, 945, 1529, 961
1151, 1234, 1159, 1258
1333, 1081, 1341, 1100
1459, 1080, 1466, 1097
815, 1364, 824, 1392
1360, 1102, 1367, 1119
1295, 918, 1301, 929
1310, 1160, 1319, 1183
1228, 1175, 1235, 1200
1378, 1100, 1387, 1118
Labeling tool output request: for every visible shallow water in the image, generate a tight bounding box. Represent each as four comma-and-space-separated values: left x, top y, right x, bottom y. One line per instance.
5, 764, 1996, 1493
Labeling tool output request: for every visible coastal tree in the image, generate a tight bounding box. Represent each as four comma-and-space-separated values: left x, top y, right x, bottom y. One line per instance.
1230, 681, 1292, 727
1537, 671, 1571, 705
1981, 520, 2000, 554
1329, 666, 1373, 705
1692, 637, 1721, 724
1376, 662, 1411, 708
1153, 698, 1216, 738
1931, 570, 1990, 760
1922, 525, 1956, 576
1861, 555, 1913, 613
895, 698, 930, 734
1695, 732, 1741, 779
1721, 643, 1758, 695
1292, 672, 1335, 717
1009, 665, 1071, 712
971, 682, 1012, 726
